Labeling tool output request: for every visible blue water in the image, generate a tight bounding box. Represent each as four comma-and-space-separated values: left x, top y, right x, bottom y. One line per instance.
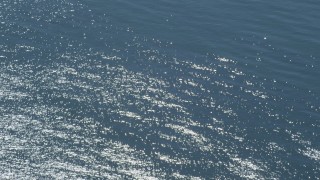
1, 0, 319, 179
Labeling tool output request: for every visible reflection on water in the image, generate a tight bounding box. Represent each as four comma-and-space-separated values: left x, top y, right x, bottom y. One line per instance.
0, 0, 319, 179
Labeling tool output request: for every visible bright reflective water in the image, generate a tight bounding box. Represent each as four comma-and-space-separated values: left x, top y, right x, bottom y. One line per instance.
0, 0, 319, 179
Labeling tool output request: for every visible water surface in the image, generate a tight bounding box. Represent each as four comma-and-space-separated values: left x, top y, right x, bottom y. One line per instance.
0, 0, 319, 179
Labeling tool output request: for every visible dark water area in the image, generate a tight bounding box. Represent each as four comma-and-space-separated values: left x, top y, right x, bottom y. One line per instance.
0, 0, 319, 179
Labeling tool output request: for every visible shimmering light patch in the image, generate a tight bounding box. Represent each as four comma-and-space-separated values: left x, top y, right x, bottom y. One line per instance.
228, 157, 269, 180
301, 148, 320, 161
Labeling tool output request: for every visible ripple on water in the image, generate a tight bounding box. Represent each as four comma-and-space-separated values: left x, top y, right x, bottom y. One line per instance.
1, 0, 320, 179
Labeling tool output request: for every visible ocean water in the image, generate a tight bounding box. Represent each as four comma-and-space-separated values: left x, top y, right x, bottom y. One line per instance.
0, 0, 319, 179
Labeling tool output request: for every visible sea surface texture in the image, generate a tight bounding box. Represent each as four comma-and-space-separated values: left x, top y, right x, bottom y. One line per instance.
1, 0, 319, 179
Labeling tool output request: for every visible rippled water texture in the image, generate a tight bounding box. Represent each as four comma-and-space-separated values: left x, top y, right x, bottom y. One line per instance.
0, 0, 319, 179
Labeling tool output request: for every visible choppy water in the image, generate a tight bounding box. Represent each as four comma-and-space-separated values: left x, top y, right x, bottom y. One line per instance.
1, 0, 319, 179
